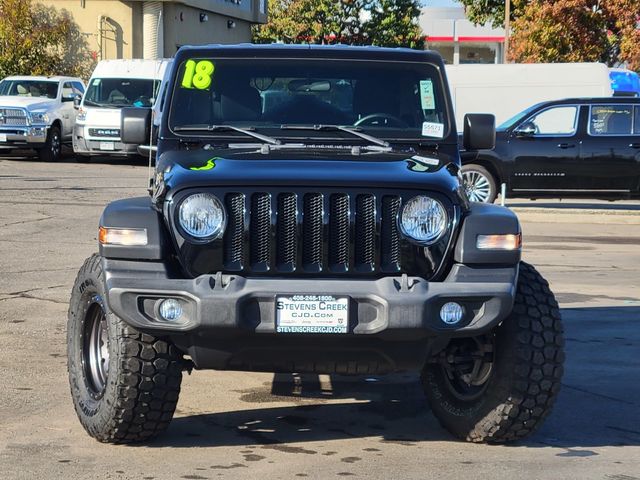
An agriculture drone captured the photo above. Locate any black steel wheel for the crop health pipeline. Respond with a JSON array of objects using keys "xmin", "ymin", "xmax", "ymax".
[
  {"xmin": 81, "ymin": 298, "xmax": 109, "ymax": 397},
  {"xmin": 438, "ymin": 335, "xmax": 495, "ymax": 402}
]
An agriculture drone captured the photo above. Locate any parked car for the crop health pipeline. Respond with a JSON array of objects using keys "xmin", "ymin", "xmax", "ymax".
[
  {"xmin": 66, "ymin": 44, "xmax": 564, "ymax": 445},
  {"xmin": 0, "ymin": 76, "xmax": 85, "ymax": 161},
  {"xmin": 73, "ymin": 59, "xmax": 172, "ymax": 159},
  {"xmin": 461, "ymin": 97, "xmax": 640, "ymax": 203}
]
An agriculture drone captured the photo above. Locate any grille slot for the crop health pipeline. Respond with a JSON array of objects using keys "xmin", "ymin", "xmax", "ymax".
[
  {"xmin": 223, "ymin": 193, "xmax": 245, "ymax": 270},
  {"xmin": 381, "ymin": 196, "xmax": 401, "ymax": 272},
  {"xmin": 276, "ymin": 193, "xmax": 297, "ymax": 271},
  {"xmin": 329, "ymin": 194, "xmax": 350, "ymax": 271},
  {"xmin": 354, "ymin": 194, "xmax": 376, "ymax": 271},
  {"xmin": 302, "ymin": 193, "xmax": 324, "ymax": 271},
  {"xmin": 250, "ymin": 193, "xmax": 271, "ymax": 271}
]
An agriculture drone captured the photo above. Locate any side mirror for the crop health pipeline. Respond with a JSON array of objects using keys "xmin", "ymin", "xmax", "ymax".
[
  {"xmin": 463, "ymin": 113, "xmax": 495, "ymax": 150},
  {"xmin": 73, "ymin": 94, "xmax": 82, "ymax": 109},
  {"xmin": 514, "ymin": 121, "xmax": 537, "ymax": 137},
  {"xmin": 62, "ymin": 93, "xmax": 76, "ymax": 103},
  {"xmin": 121, "ymin": 107, "xmax": 151, "ymax": 145}
]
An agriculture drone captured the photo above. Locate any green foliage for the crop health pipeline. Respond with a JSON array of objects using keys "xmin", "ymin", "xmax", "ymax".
[
  {"xmin": 457, "ymin": 0, "xmax": 640, "ymax": 70},
  {"xmin": 508, "ymin": 0, "xmax": 640, "ymax": 71},
  {"xmin": 0, "ymin": 0, "xmax": 95, "ymax": 79},
  {"xmin": 456, "ymin": 0, "xmax": 527, "ymax": 29},
  {"xmin": 252, "ymin": 0, "xmax": 424, "ymax": 49}
]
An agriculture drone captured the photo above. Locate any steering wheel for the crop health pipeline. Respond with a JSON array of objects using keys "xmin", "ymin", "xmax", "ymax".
[{"xmin": 354, "ymin": 113, "xmax": 408, "ymax": 128}]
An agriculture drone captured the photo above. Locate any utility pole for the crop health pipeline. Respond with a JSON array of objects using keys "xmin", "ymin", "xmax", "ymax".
[{"xmin": 503, "ymin": 0, "xmax": 510, "ymax": 63}]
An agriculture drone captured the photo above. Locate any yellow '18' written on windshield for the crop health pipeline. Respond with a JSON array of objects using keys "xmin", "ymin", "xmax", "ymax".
[{"xmin": 181, "ymin": 60, "xmax": 215, "ymax": 90}]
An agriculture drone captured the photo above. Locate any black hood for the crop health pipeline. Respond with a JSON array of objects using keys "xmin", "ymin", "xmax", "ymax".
[{"xmin": 156, "ymin": 146, "xmax": 463, "ymax": 203}]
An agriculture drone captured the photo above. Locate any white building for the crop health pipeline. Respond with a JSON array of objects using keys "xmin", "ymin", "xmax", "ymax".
[{"xmin": 420, "ymin": 7, "xmax": 505, "ymax": 64}]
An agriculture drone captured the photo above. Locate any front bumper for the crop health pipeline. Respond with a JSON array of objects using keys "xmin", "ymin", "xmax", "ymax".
[
  {"xmin": 73, "ymin": 125, "xmax": 139, "ymax": 156},
  {"xmin": 105, "ymin": 259, "xmax": 517, "ymax": 337},
  {"xmin": 104, "ymin": 259, "xmax": 517, "ymax": 372},
  {"xmin": 0, "ymin": 126, "xmax": 48, "ymax": 147}
]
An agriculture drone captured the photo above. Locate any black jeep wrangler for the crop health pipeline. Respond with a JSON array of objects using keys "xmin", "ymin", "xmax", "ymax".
[{"xmin": 67, "ymin": 44, "xmax": 564, "ymax": 444}]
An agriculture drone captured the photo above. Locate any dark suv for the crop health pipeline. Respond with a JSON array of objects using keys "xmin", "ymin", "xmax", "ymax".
[
  {"xmin": 67, "ymin": 44, "xmax": 564, "ymax": 444},
  {"xmin": 461, "ymin": 97, "xmax": 640, "ymax": 203}
]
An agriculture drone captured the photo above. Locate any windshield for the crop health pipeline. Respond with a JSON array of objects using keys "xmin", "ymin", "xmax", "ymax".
[
  {"xmin": 498, "ymin": 102, "xmax": 546, "ymax": 130},
  {"xmin": 168, "ymin": 58, "xmax": 449, "ymax": 140},
  {"xmin": 84, "ymin": 78, "xmax": 159, "ymax": 107},
  {"xmin": 0, "ymin": 80, "xmax": 58, "ymax": 99}
]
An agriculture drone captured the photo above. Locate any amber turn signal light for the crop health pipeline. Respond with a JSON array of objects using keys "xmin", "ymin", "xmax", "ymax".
[
  {"xmin": 476, "ymin": 233, "xmax": 522, "ymax": 250},
  {"xmin": 99, "ymin": 226, "xmax": 148, "ymax": 246}
]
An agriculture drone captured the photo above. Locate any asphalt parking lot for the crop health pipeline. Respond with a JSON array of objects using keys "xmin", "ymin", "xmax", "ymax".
[{"xmin": 0, "ymin": 154, "xmax": 639, "ymax": 480}]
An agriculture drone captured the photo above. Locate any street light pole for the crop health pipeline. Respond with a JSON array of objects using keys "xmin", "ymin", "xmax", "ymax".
[{"xmin": 503, "ymin": 0, "xmax": 511, "ymax": 63}]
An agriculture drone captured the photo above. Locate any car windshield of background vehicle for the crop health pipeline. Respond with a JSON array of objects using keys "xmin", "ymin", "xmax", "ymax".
[
  {"xmin": 84, "ymin": 78, "xmax": 159, "ymax": 108},
  {"xmin": 528, "ymin": 106, "xmax": 578, "ymax": 135},
  {"xmin": 168, "ymin": 58, "xmax": 449, "ymax": 140},
  {"xmin": 589, "ymin": 105, "xmax": 636, "ymax": 135},
  {"xmin": 498, "ymin": 102, "xmax": 544, "ymax": 130},
  {"xmin": 0, "ymin": 80, "xmax": 59, "ymax": 99}
]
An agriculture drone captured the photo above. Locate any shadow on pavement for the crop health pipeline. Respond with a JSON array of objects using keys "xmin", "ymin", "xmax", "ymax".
[
  {"xmin": 143, "ymin": 305, "xmax": 640, "ymax": 450},
  {"xmin": 0, "ymin": 149, "xmax": 147, "ymax": 167}
]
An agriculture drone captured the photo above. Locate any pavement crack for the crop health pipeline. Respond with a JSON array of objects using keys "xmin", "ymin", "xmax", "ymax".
[
  {"xmin": 1, "ymin": 267, "xmax": 76, "ymax": 274},
  {"xmin": 0, "ymin": 215, "xmax": 53, "ymax": 228},
  {"xmin": 4, "ymin": 284, "xmax": 65, "ymax": 296},
  {"xmin": 0, "ymin": 293, "xmax": 66, "ymax": 305},
  {"xmin": 561, "ymin": 383, "xmax": 637, "ymax": 406}
]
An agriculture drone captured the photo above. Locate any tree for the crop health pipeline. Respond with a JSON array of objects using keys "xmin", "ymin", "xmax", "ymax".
[
  {"xmin": 366, "ymin": 0, "xmax": 425, "ymax": 49},
  {"xmin": 509, "ymin": 0, "xmax": 610, "ymax": 64},
  {"xmin": 508, "ymin": 0, "xmax": 640, "ymax": 70},
  {"xmin": 252, "ymin": 0, "xmax": 424, "ymax": 49},
  {"xmin": 456, "ymin": 0, "xmax": 528, "ymax": 29},
  {"xmin": 0, "ymin": 0, "xmax": 94, "ymax": 79}
]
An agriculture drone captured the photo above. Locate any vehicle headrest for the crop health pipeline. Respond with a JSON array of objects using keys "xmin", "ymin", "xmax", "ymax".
[
  {"xmin": 219, "ymin": 82, "xmax": 261, "ymax": 121},
  {"xmin": 352, "ymin": 80, "xmax": 397, "ymax": 116}
]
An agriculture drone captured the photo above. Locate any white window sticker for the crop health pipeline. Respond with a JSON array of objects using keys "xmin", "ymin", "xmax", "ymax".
[
  {"xmin": 419, "ymin": 80, "xmax": 436, "ymax": 110},
  {"xmin": 411, "ymin": 155, "xmax": 439, "ymax": 166},
  {"xmin": 422, "ymin": 121, "xmax": 444, "ymax": 138}
]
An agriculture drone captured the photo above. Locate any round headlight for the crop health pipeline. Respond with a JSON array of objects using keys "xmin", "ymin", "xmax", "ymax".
[
  {"xmin": 178, "ymin": 193, "xmax": 225, "ymax": 240},
  {"xmin": 400, "ymin": 195, "xmax": 448, "ymax": 244}
]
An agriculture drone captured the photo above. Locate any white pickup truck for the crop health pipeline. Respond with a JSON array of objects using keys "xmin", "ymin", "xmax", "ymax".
[{"xmin": 0, "ymin": 76, "xmax": 85, "ymax": 161}]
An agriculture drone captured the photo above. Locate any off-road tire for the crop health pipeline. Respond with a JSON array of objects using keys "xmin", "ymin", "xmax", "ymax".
[
  {"xmin": 67, "ymin": 254, "xmax": 183, "ymax": 443},
  {"xmin": 422, "ymin": 262, "xmax": 564, "ymax": 443},
  {"xmin": 37, "ymin": 125, "xmax": 62, "ymax": 162},
  {"xmin": 461, "ymin": 164, "xmax": 497, "ymax": 203}
]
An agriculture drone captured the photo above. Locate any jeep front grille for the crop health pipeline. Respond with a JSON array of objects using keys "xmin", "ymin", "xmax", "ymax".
[
  {"xmin": 219, "ymin": 191, "xmax": 401, "ymax": 274},
  {"xmin": 0, "ymin": 108, "xmax": 29, "ymax": 126},
  {"xmin": 171, "ymin": 188, "xmax": 455, "ymax": 279}
]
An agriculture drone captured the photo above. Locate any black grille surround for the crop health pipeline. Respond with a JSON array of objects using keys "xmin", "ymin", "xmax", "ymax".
[{"xmin": 167, "ymin": 187, "xmax": 459, "ymax": 279}]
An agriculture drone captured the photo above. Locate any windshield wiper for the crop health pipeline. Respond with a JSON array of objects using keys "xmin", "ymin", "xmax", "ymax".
[
  {"xmin": 174, "ymin": 124, "xmax": 280, "ymax": 145},
  {"xmin": 281, "ymin": 124, "xmax": 390, "ymax": 148}
]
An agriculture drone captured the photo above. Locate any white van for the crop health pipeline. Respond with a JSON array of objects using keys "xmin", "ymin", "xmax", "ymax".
[
  {"xmin": 73, "ymin": 59, "xmax": 172, "ymax": 158},
  {"xmin": 445, "ymin": 63, "xmax": 613, "ymax": 130}
]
